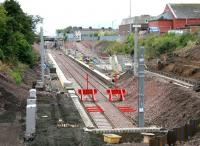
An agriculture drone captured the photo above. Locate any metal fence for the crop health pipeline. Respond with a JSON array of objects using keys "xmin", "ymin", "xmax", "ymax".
[
  {"xmin": 99, "ymin": 36, "xmax": 124, "ymax": 41},
  {"xmin": 68, "ymin": 35, "xmax": 125, "ymax": 42},
  {"xmin": 149, "ymin": 118, "xmax": 200, "ymax": 146}
]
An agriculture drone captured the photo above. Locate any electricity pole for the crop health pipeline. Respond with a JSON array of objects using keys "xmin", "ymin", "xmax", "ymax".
[
  {"xmin": 40, "ymin": 27, "xmax": 45, "ymax": 84},
  {"xmin": 138, "ymin": 46, "xmax": 145, "ymax": 127},
  {"xmin": 132, "ymin": 24, "xmax": 141, "ymax": 76},
  {"xmin": 134, "ymin": 26, "xmax": 138, "ymax": 76}
]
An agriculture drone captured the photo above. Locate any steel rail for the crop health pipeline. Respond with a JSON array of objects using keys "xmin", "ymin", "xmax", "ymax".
[
  {"xmin": 51, "ymin": 51, "xmax": 114, "ymax": 129},
  {"xmin": 51, "ymin": 50, "xmax": 134, "ymax": 128}
]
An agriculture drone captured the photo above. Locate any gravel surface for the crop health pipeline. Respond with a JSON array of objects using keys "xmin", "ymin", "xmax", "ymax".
[
  {"xmin": 50, "ymin": 50, "xmax": 135, "ymax": 128},
  {"xmin": 116, "ymin": 71, "xmax": 200, "ymax": 129}
]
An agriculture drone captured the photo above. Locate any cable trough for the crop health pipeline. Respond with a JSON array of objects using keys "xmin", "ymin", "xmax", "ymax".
[{"xmin": 145, "ymin": 69, "xmax": 195, "ymax": 89}]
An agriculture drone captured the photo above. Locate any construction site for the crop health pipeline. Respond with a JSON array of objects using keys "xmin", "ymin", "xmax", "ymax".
[
  {"xmin": 0, "ymin": 1, "xmax": 200, "ymax": 145},
  {"xmin": 1, "ymin": 37, "xmax": 200, "ymax": 146}
]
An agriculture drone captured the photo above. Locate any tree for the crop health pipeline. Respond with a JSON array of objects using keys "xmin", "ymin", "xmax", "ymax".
[
  {"xmin": 0, "ymin": 5, "xmax": 7, "ymax": 59},
  {"xmin": 31, "ymin": 15, "xmax": 43, "ymax": 31},
  {"xmin": 3, "ymin": 0, "xmax": 38, "ymax": 44},
  {"xmin": 0, "ymin": 0, "xmax": 41, "ymax": 66},
  {"xmin": 0, "ymin": 5, "xmax": 7, "ymax": 38}
]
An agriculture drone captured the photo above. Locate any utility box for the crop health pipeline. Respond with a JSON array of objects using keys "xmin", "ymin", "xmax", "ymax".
[
  {"xmin": 103, "ymin": 134, "xmax": 122, "ymax": 144},
  {"xmin": 25, "ymin": 104, "xmax": 36, "ymax": 139},
  {"xmin": 29, "ymin": 89, "xmax": 36, "ymax": 98}
]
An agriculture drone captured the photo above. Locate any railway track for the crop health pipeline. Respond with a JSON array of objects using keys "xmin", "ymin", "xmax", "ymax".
[{"xmin": 50, "ymin": 50, "xmax": 134, "ymax": 129}]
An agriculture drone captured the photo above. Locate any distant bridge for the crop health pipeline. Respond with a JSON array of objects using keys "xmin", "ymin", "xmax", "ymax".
[{"xmin": 44, "ymin": 36, "xmax": 56, "ymax": 41}]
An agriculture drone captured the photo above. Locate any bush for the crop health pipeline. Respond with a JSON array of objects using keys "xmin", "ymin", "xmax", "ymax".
[
  {"xmin": 143, "ymin": 32, "xmax": 198, "ymax": 59},
  {"xmin": 10, "ymin": 69, "xmax": 22, "ymax": 85},
  {"xmin": 9, "ymin": 62, "xmax": 27, "ymax": 85},
  {"xmin": 4, "ymin": 32, "xmax": 37, "ymax": 67},
  {"xmin": 0, "ymin": 0, "xmax": 40, "ymax": 67},
  {"xmin": 0, "ymin": 49, "xmax": 4, "ymax": 60},
  {"xmin": 96, "ymin": 32, "xmax": 198, "ymax": 58},
  {"xmin": 179, "ymin": 33, "xmax": 198, "ymax": 47}
]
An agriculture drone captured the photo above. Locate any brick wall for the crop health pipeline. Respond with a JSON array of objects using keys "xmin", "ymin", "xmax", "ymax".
[{"xmin": 149, "ymin": 20, "xmax": 173, "ymax": 33}]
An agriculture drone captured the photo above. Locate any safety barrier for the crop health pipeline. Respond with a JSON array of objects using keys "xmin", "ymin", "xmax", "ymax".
[
  {"xmin": 77, "ymin": 89, "xmax": 97, "ymax": 102},
  {"xmin": 85, "ymin": 106, "xmax": 104, "ymax": 112},
  {"xmin": 117, "ymin": 106, "xmax": 136, "ymax": 112},
  {"xmin": 106, "ymin": 89, "xmax": 126, "ymax": 101}
]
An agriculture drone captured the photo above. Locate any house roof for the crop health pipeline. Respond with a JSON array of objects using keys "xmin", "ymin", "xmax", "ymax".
[
  {"xmin": 152, "ymin": 11, "xmax": 174, "ymax": 21},
  {"xmin": 169, "ymin": 3, "xmax": 200, "ymax": 19}
]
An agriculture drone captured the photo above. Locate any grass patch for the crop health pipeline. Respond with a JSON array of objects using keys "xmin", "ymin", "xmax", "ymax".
[
  {"xmin": 9, "ymin": 62, "xmax": 28, "ymax": 85},
  {"xmin": 10, "ymin": 69, "xmax": 22, "ymax": 84},
  {"xmin": 142, "ymin": 32, "xmax": 199, "ymax": 59},
  {"xmin": 0, "ymin": 61, "xmax": 10, "ymax": 72}
]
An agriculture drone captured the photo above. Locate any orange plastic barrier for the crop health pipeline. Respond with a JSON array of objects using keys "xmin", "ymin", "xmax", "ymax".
[
  {"xmin": 78, "ymin": 89, "xmax": 97, "ymax": 102},
  {"xmin": 106, "ymin": 89, "xmax": 126, "ymax": 101}
]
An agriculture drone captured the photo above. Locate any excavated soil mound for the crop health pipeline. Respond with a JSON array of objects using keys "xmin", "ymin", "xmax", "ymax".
[
  {"xmin": 116, "ymin": 72, "xmax": 200, "ymax": 129},
  {"xmin": 147, "ymin": 45, "xmax": 200, "ymax": 80},
  {"xmin": 0, "ymin": 63, "xmax": 40, "ymax": 145}
]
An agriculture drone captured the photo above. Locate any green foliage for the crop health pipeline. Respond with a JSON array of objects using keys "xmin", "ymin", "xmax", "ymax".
[
  {"xmin": 10, "ymin": 69, "xmax": 22, "ymax": 84},
  {"xmin": 3, "ymin": 0, "xmax": 36, "ymax": 44},
  {"xmin": 97, "ymin": 40, "xmax": 130, "ymax": 55},
  {"xmin": 9, "ymin": 62, "xmax": 28, "ymax": 84},
  {"xmin": 124, "ymin": 33, "xmax": 134, "ymax": 54},
  {"xmin": 0, "ymin": 49, "xmax": 4, "ymax": 60},
  {"xmin": 0, "ymin": 48, "xmax": 4, "ymax": 60},
  {"xmin": 56, "ymin": 26, "xmax": 73, "ymax": 35},
  {"xmin": 0, "ymin": 0, "xmax": 41, "ymax": 67},
  {"xmin": 97, "ymin": 32, "xmax": 198, "ymax": 58},
  {"xmin": 31, "ymin": 15, "xmax": 43, "ymax": 31},
  {"xmin": 143, "ymin": 33, "xmax": 198, "ymax": 59},
  {"xmin": 12, "ymin": 32, "xmax": 34, "ymax": 64},
  {"xmin": 94, "ymin": 32, "xmax": 99, "ymax": 37},
  {"xmin": 178, "ymin": 33, "xmax": 198, "ymax": 47},
  {"xmin": 0, "ymin": 5, "xmax": 7, "ymax": 39},
  {"xmin": 96, "ymin": 34, "xmax": 135, "ymax": 55}
]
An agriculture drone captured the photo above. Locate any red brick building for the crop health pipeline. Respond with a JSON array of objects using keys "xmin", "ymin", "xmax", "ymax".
[{"xmin": 149, "ymin": 3, "xmax": 200, "ymax": 33}]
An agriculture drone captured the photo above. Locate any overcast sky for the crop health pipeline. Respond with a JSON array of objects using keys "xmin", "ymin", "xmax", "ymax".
[{"xmin": 1, "ymin": 0, "xmax": 199, "ymax": 35}]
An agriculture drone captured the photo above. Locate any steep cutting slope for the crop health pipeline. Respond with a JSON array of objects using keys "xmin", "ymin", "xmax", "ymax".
[{"xmin": 147, "ymin": 44, "xmax": 200, "ymax": 80}]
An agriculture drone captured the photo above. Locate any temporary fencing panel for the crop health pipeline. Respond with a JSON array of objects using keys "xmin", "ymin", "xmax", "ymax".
[{"xmin": 149, "ymin": 118, "xmax": 200, "ymax": 146}]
